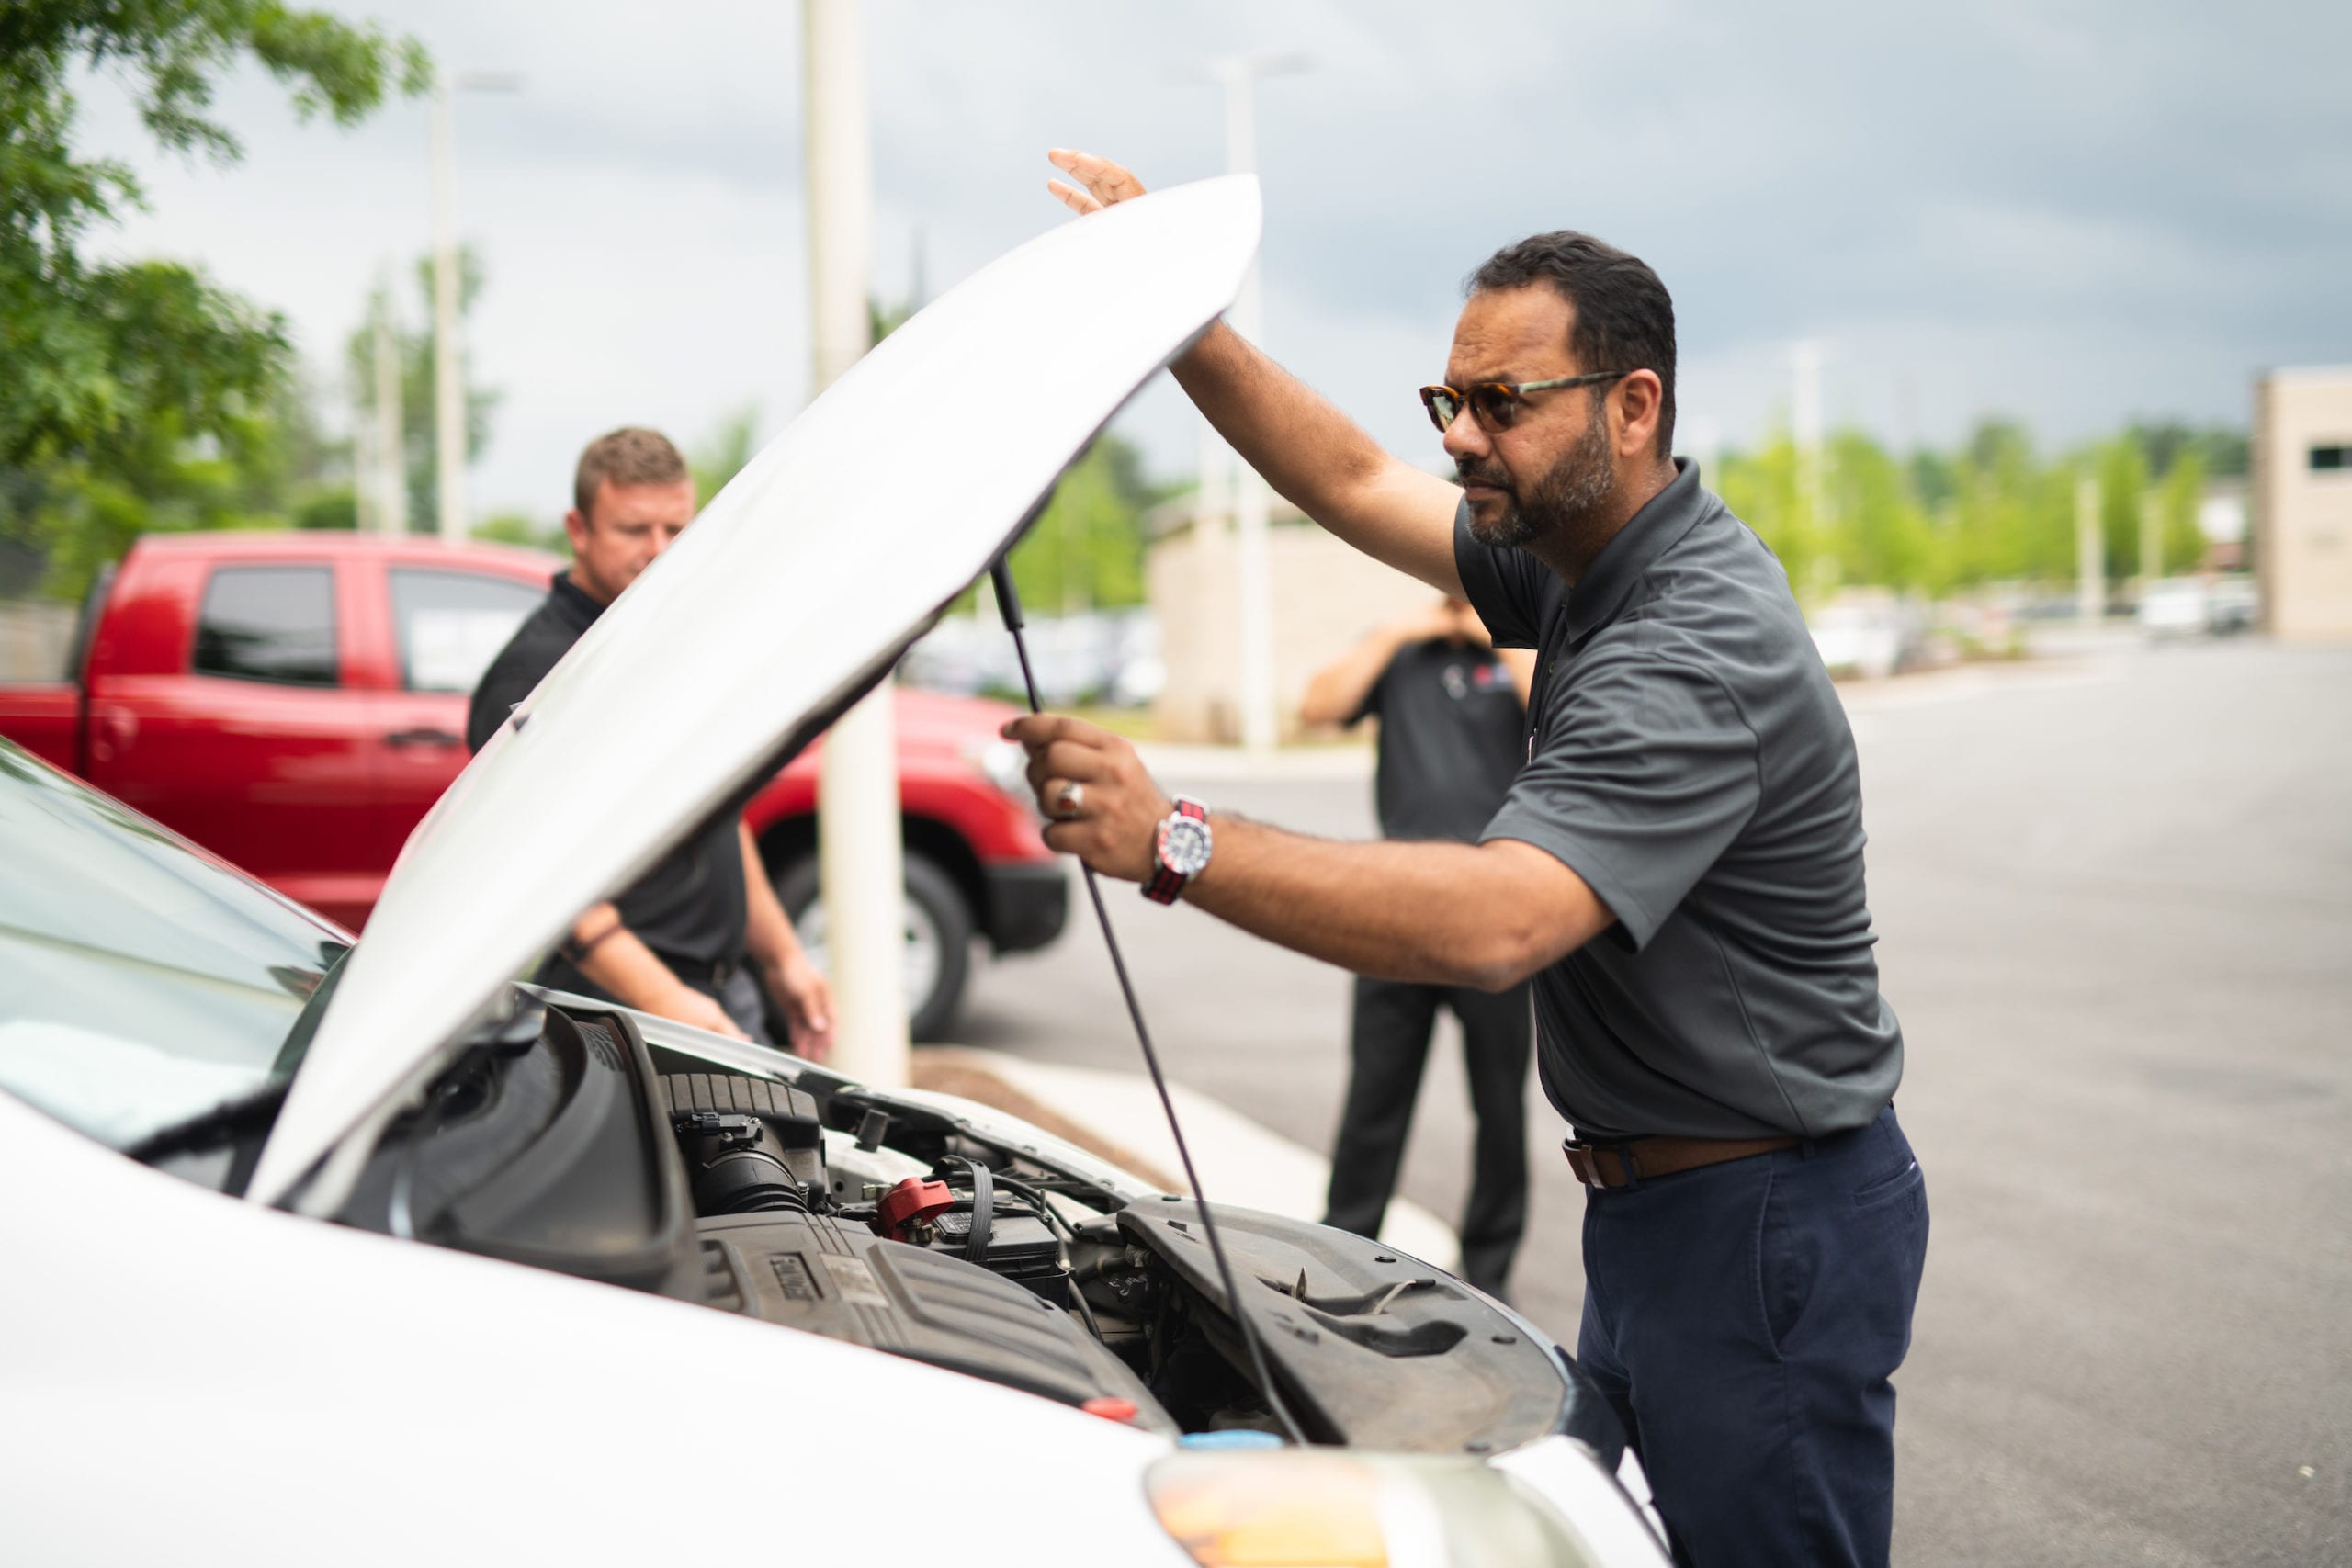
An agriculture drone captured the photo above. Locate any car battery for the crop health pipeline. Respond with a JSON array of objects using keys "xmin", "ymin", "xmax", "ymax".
[{"xmin": 928, "ymin": 1205, "xmax": 1067, "ymax": 1300}]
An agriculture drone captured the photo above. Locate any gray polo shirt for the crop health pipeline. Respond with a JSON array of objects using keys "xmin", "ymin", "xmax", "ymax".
[{"xmin": 1455, "ymin": 459, "xmax": 1902, "ymax": 1142}]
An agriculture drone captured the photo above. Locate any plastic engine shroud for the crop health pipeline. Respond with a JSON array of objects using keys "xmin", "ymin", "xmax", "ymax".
[{"xmin": 696, "ymin": 1208, "xmax": 1177, "ymax": 1435}]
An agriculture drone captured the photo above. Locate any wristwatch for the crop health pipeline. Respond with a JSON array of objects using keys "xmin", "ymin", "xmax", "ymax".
[{"xmin": 1143, "ymin": 796, "xmax": 1212, "ymax": 905}]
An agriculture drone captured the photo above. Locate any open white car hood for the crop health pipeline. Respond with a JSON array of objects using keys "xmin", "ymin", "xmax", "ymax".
[{"xmin": 247, "ymin": 178, "xmax": 1261, "ymax": 1212}]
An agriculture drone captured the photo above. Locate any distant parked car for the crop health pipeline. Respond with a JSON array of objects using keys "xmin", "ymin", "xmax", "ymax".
[
  {"xmin": 2137, "ymin": 578, "xmax": 2210, "ymax": 639},
  {"xmin": 2138, "ymin": 574, "xmax": 2258, "ymax": 640},
  {"xmin": 2206, "ymin": 575, "xmax": 2258, "ymax": 635},
  {"xmin": 1807, "ymin": 593, "xmax": 1926, "ymax": 681}
]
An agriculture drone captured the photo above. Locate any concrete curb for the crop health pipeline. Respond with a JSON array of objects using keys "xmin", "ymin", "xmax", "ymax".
[{"xmin": 914, "ymin": 1045, "xmax": 1462, "ymax": 1274}]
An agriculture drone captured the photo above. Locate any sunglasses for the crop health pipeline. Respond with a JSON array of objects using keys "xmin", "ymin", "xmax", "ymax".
[{"xmin": 1419, "ymin": 370, "xmax": 1629, "ymax": 434}]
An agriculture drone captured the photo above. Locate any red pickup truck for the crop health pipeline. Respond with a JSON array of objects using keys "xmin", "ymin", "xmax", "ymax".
[{"xmin": 0, "ymin": 531, "xmax": 1063, "ymax": 1038}]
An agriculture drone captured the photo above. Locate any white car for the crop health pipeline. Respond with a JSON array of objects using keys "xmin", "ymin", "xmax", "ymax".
[
  {"xmin": 2137, "ymin": 577, "xmax": 2211, "ymax": 638},
  {"xmin": 2139, "ymin": 574, "xmax": 2259, "ymax": 638},
  {"xmin": 0, "ymin": 179, "xmax": 1668, "ymax": 1567},
  {"xmin": 1807, "ymin": 596, "xmax": 1919, "ymax": 681}
]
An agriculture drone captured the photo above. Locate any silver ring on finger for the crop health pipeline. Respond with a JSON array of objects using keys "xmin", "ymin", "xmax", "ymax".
[{"xmin": 1055, "ymin": 780, "xmax": 1086, "ymax": 819}]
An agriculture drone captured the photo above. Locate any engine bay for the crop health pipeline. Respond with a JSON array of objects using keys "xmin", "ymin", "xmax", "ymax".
[{"xmin": 335, "ymin": 993, "xmax": 1593, "ymax": 1458}]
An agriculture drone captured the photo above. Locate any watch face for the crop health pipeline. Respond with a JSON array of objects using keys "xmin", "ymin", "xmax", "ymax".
[{"xmin": 1159, "ymin": 814, "xmax": 1213, "ymax": 877}]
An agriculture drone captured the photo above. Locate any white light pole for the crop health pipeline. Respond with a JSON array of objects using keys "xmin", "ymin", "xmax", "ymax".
[
  {"xmin": 1792, "ymin": 339, "xmax": 1825, "ymax": 531},
  {"xmin": 1199, "ymin": 53, "xmax": 1305, "ymax": 751},
  {"xmin": 1685, "ymin": 414, "xmax": 1721, "ymax": 492},
  {"xmin": 807, "ymin": 0, "xmax": 910, "ymax": 1088},
  {"xmin": 2075, "ymin": 472, "xmax": 2104, "ymax": 628},
  {"xmin": 371, "ymin": 274, "xmax": 403, "ymax": 534},
  {"xmin": 430, "ymin": 70, "xmax": 519, "ymax": 544}
]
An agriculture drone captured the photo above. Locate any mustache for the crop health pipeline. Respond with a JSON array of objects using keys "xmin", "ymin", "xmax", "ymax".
[{"xmin": 1455, "ymin": 460, "xmax": 1513, "ymax": 491}]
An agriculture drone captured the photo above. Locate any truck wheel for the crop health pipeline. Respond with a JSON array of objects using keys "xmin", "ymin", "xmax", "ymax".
[{"xmin": 769, "ymin": 852, "xmax": 975, "ymax": 1043}]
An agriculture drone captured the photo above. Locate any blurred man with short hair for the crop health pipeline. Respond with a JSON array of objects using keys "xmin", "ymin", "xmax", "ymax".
[{"xmin": 468, "ymin": 426, "xmax": 834, "ymax": 1056}]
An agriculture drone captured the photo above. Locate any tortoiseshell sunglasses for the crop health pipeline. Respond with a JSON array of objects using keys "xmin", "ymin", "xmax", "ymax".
[{"xmin": 1419, "ymin": 370, "xmax": 1629, "ymax": 434}]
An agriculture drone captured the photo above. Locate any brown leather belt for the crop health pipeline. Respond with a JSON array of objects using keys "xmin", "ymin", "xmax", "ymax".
[{"xmin": 1565, "ymin": 1134, "xmax": 1800, "ymax": 1190}]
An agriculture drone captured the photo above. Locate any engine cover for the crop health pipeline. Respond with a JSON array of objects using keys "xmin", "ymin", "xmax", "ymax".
[{"xmin": 697, "ymin": 1210, "xmax": 1176, "ymax": 1436}]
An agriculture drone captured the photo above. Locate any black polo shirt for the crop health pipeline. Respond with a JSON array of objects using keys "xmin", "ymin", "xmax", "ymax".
[
  {"xmin": 1455, "ymin": 460, "xmax": 1902, "ymax": 1142},
  {"xmin": 1351, "ymin": 639, "xmax": 1523, "ymax": 844},
  {"xmin": 467, "ymin": 571, "xmax": 748, "ymax": 970}
]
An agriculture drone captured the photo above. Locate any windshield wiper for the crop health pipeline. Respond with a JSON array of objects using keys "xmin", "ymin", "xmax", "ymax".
[{"xmin": 122, "ymin": 1077, "xmax": 293, "ymax": 1165}]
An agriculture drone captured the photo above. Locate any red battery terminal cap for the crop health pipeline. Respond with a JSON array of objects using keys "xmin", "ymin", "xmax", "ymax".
[{"xmin": 874, "ymin": 1177, "xmax": 955, "ymax": 1241}]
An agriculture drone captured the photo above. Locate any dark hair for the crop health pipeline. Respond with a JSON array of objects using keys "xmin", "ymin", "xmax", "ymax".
[
  {"xmin": 574, "ymin": 426, "xmax": 688, "ymax": 517},
  {"xmin": 1466, "ymin": 231, "xmax": 1677, "ymax": 458}
]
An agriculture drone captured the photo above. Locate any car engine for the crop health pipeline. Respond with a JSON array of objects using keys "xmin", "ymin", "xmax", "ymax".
[
  {"xmin": 659, "ymin": 1070, "xmax": 1177, "ymax": 1434},
  {"xmin": 337, "ymin": 998, "xmax": 1600, "ymax": 1458}
]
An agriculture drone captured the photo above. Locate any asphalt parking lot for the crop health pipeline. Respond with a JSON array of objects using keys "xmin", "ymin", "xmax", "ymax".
[{"xmin": 958, "ymin": 637, "xmax": 2351, "ymax": 1566}]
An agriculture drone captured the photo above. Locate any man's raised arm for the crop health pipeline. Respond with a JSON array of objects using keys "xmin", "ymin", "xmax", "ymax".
[{"xmin": 1047, "ymin": 149, "xmax": 1465, "ymax": 597}]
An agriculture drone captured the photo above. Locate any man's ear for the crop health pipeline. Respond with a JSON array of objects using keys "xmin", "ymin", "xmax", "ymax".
[
  {"xmin": 1613, "ymin": 370, "xmax": 1665, "ymax": 460},
  {"xmin": 562, "ymin": 507, "xmax": 590, "ymax": 551}
]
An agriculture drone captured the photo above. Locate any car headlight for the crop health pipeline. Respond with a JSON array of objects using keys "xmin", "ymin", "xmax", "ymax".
[{"xmin": 1145, "ymin": 1449, "xmax": 1657, "ymax": 1567}]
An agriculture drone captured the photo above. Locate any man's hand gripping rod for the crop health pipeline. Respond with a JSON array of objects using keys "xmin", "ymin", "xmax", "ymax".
[{"xmin": 988, "ymin": 555, "xmax": 1309, "ymax": 1447}]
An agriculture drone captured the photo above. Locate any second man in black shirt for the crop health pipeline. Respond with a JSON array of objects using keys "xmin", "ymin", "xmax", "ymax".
[
  {"xmin": 1299, "ymin": 596, "xmax": 1533, "ymax": 1298},
  {"xmin": 468, "ymin": 427, "xmax": 835, "ymax": 1057}
]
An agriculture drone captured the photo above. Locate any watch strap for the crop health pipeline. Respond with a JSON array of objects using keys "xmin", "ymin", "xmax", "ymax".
[{"xmin": 1143, "ymin": 797, "xmax": 1208, "ymax": 905}]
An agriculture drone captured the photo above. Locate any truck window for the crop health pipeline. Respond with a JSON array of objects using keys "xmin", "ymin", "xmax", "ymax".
[
  {"xmin": 389, "ymin": 570, "xmax": 544, "ymax": 693},
  {"xmin": 192, "ymin": 567, "xmax": 339, "ymax": 686}
]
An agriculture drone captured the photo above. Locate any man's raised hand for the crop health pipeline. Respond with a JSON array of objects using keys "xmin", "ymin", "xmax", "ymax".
[{"xmin": 1046, "ymin": 148, "xmax": 1149, "ymax": 217}]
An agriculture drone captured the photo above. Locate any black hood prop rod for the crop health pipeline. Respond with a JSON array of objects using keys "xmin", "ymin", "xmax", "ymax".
[{"xmin": 989, "ymin": 555, "xmax": 1310, "ymax": 1448}]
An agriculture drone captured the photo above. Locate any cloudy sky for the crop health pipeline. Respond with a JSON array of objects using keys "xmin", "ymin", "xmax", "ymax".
[{"xmin": 78, "ymin": 0, "xmax": 2352, "ymax": 523}]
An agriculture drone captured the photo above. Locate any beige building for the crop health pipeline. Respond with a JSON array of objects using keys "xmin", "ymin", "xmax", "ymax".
[
  {"xmin": 2253, "ymin": 367, "xmax": 2352, "ymax": 641},
  {"xmin": 1148, "ymin": 495, "xmax": 1442, "ymax": 743}
]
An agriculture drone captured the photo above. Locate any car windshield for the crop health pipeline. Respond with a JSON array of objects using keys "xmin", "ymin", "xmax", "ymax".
[{"xmin": 0, "ymin": 741, "xmax": 349, "ymax": 1148}]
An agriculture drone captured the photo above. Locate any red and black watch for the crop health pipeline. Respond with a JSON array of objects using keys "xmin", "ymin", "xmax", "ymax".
[{"xmin": 1143, "ymin": 796, "xmax": 1212, "ymax": 905}]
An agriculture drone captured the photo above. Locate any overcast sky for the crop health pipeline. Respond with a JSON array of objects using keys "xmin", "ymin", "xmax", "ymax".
[{"xmin": 77, "ymin": 0, "xmax": 2352, "ymax": 523}]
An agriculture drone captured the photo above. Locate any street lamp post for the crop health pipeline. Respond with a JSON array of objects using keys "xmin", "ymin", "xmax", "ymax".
[
  {"xmin": 806, "ymin": 0, "xmax": 910, "ymax": 1089},
  {"xmin": 2076, "ymin": 473, "xmax": 2104, "ymax": 629},
  {"xmin": 372, "ymin": 276, "xmax": 403, "ymax": 534},
  {"xmin": 1196, "ymin": 53, "xmax": 1305, "ymax": 752},
  {"xmin": 430, "ymin": 70, "xmax": 519, "ymax": 544}
]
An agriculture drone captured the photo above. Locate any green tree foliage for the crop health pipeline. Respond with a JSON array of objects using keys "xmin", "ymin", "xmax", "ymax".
[
  {"xmin": 1715, "ymin": 436, "xmax": 1811, "ymax": 590},
  {"xmin": 1826, "ymin": 431, "xmax": 1932, "ymax": 592},
  {"xmin": 2127, "ymin": 420, "xmax": 2248, "ymax": 480},
  {"xmin": 2096, "ymin": 437, "xmax": 2151, "ymax": 581},
  {"xmin": 0, "ymin": 2, "xmax": 426, "ymax": 593},
  {"xmin": 17, "ymin": 367, "xmax": 349, "ymax": 597},
  {"xmin": 475, "ymin": 512, "xmax": 567, "ymax": 556},
  {"xmin": 2156, "ymin": 451, "xmax": 2209, "ymax": 573},
  {"xmin": 1, "ymin": 3, "xmax": 428, "ymax": 468},
  {"xmin": 1715, "ymin": 414, "xmax": 2227, "ymax": 604}
]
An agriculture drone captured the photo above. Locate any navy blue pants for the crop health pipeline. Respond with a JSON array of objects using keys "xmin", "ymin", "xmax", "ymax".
[{"xmin": 1575, "ymin": 1107, "xmax": 1928, "ymax": 1568}]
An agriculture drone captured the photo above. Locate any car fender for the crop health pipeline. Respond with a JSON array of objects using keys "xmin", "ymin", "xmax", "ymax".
[{"xmin": 0, "ymin": 1092, "xmax": 1184, "ymax": 1566}]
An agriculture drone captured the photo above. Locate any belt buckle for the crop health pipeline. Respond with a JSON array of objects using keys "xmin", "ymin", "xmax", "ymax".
[
  {"xmin": 1561, "ymin": 1142, "xmax": 1636, "ymax": 1189},
  {"xmin": 1564, "ymin": 1139, "xmax": 1639, "ymax": 1190}
]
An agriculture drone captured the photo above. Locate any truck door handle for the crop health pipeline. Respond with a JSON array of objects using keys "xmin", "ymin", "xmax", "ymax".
[
  {"xmin": 383, "ymin": 726, "xmax": 463, "ymax": 749},
  {"xmin": 91, "ymin": 705, "xmax": 137, "ymax": 762}
]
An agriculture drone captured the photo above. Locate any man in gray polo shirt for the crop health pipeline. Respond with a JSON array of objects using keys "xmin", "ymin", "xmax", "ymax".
[{"xmin": 1006, "ymin": 151, "xmax": 1928, "ymax": 1568}]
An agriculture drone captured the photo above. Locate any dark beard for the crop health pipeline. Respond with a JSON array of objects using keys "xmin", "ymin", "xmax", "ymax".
[{"xmin": 1459, "ymin": 408, "xmax": 1617, "ymax": 552}]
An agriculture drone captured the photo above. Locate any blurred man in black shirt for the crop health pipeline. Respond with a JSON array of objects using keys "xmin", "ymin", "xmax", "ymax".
[
  {"xmin": 468, "ymin": 427, "xmax": 834, "ymax": 1056},
  {"xmin": 1300, "ymin": 596, "xmax": 1532, "ymax": 1296}
]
